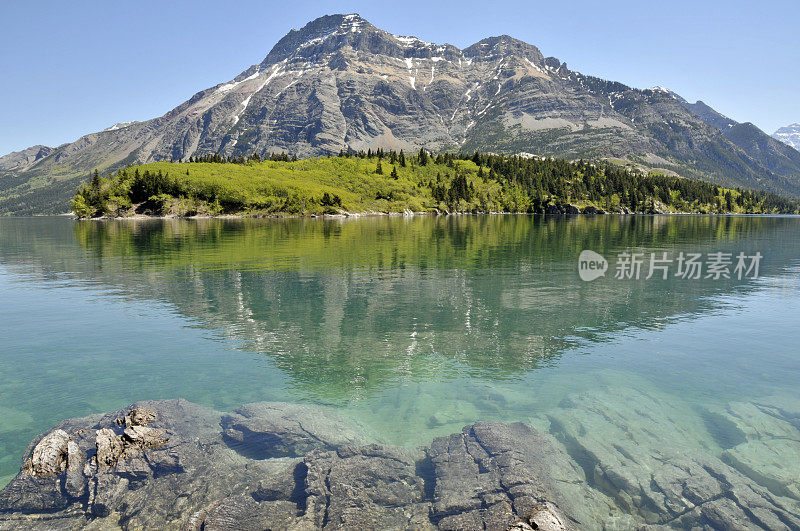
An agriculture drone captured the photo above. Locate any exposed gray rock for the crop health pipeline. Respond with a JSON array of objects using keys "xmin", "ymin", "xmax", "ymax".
[
  {"xmin": 303, "ymin": 444, "xmax": 433, "ymax": 529},
  {"xmin": 0, "ymin": 400, "xmax": 578, "ymax": 530},
  {"xmin": 94, "ymin": 428, "xmax": 124, "ymax": 468},
  {"xmin": 0, "ymin": 145, "xmax": 53, "ymax": 172},
  {"xmin": 0, "ymin": 400, "xmax": 297, "ymax": 528},
  {"xmin": 117, "ymin": 406, "xmax": 157, "ymax": 428},
  {"xmin": 20, "ymin": 430, "xmax": 70, "ymax": 479},
  {"xmin": 428, "ymin": 422, "xmax": 575, "ymax": 530},
  {"xmin": 221, "ymin": 402, "xmax": 374, "ymax": 458},
  {"xmin": 94, "ymin": 407, "xmax": 168, "ymax": 470},
  {"xmin": 564, "ymin": 204, "xmax": 580, "ymax": 215},
  {"xmin": 581, "ymin": 205, "xmax": 604, "ymax": 214}
]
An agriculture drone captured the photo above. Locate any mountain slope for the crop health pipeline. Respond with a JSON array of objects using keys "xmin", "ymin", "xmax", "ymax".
[
  {"xmin": 680, "ymin": 101, "xmax": 800, "ymax": 183},
  {"xmin": 774, "ymin": 123, "xmax": 800, "ymax": 151},
  {"xmin": 2, "ymin": 13, "xmax": 799, "ymax": 214}
]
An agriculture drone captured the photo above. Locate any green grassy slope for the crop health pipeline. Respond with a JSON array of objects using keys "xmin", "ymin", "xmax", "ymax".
[{"xmin": 71, "ymin": 152, "xmax": 799, "ymax": 218}]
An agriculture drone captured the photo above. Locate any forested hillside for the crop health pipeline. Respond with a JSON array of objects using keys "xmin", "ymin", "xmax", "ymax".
[{"xmin": 72, "ymin": 150, "xmax": 799, "ymax": 218}]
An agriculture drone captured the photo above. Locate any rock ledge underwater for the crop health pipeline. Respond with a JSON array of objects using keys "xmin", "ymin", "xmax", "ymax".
[{"xmin": 1, "ymin": 394, "xmax": 800, "ymax": 530}]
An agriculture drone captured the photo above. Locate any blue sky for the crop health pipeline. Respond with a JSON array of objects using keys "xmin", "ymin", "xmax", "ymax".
[{"xmin": 1, "ymin": 0, "xmax": 797, "ymax": 155}]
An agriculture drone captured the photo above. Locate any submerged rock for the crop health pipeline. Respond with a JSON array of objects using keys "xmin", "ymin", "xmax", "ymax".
[
  {"xmin": 303, "ymin": 444, "xmax": 432, "ymax": 529},
  {"xmin": 708, "ymin": 396, "xmax": 800, "ymax": 502},
  {"xmin": 0, "ymin": 400, "xmax": 576, "ymax": 530},
  {"xmin": 221, "ymin": 402, "xmax": 372, "ymax": 458},
  {"xmin": 3, "ymin": 394, "xmax": 800, "ymax": 529},
  {"xmin": 545, "ymin": 386, "xmax": 800, "ymax": 529},
  {"xmin": 428, "ymin": 422, "xmax": 577, "ymax": 530}
]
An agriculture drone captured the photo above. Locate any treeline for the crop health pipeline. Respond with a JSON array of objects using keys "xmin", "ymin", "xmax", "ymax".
[
  {"xmin": 71, "ymin": 149, "xmax": 799, "ymax": 218},
  {"xmin": 179, "ymin": 152, "xmax": 299, "ymax": 164}
]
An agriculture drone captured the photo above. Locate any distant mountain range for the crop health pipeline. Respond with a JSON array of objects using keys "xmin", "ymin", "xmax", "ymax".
[
  {"xmin": 773, "ymin": 124, "xmax": 800, "ymax": 151},
  {"xmin": 1, "ymin": 13, "xmax": 799, "ymax": 214}
]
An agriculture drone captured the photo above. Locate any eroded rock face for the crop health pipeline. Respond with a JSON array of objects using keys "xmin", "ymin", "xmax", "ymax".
[
  {"xmin": 94, "ymin": 408, "xmax": 169, "ymax": 470},
  {"xmin": 429, "ymin": 422, "xmax": 576, "ymax": 530},
  {"xmin": 118, "ymin": 406, "xmax": 158, "ymax": 429},
  {"xmin": 21, "ymin": 430, "xmax": 70, "ymax": 478},
  {"xmin": 303, "ymin": 444, "xmax": 433, "ymax": 529},
  {"xmin": 0, "ymin": 400, "xmax": 239, "ymax": 527}
]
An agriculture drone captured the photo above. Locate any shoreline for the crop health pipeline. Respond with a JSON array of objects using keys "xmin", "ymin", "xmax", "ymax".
[{"xmin": 73, "ymin": 208, "xmax": 794, "ymax": 221}]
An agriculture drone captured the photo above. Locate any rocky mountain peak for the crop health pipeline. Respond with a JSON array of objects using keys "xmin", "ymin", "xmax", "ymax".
[
  {"xmin": 464, "ymin": 35, "xmax": 545, "ymax": 64},
  {"xmin": 0, "ymin": 145, "xmax": 54, "ymax": 172},
  {"xmin": 260, "ymin": 14, "xmax": 464, "ymax": 67},
  {"xmin": 260, "ymin": 14, "xmax": 371, "ymax": 64},
  {"xmin": 773, "ymin": 123, "xmax": 800, "ymax": 151}
]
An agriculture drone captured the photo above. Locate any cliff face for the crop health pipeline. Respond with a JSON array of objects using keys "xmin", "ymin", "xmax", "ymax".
[{"xmin": 2, "ymin": 13, "xmax": 799, "ymax": 214}]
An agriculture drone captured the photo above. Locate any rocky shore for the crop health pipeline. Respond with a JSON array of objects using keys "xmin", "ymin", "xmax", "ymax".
[
  {"xmin": 0, "ymin": 400, "xmax": 573, "ymax": 530},
  {"xmin": 1, "ymin": 390, "xmax": 799, "ymax": 530},
  {"xmin": 83, "ymin": 204, "xmax": 684, "ymax": 221}
]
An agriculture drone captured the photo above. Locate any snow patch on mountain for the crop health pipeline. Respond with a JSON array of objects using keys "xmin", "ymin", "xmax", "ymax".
[
  {"xmin": 103, "ymin": 121, "xmax": 137, "ymax": 132},
  {"xmin": 232, "ymin": 61, "xmax": 287, "ymax": 124},
  {"xmin": 393, "ymin": 34, "xmax": 433, "ymax": 47},
  {"xmin": 773, "ymin": 123, "xmax": 800, "ymax": 151}
]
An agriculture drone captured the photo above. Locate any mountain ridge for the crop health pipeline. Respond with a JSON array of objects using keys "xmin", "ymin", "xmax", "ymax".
[
  {"xmin": 773, "ymin": 123, "xmax": 800, "ymax": 151},
  {"xmin": 2, "ymin": 13, "xmax": 799, "ymax": 214}
]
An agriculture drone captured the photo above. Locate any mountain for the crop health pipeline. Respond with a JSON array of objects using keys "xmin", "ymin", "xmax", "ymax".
[
  {"xmin": 682, "ymin": 100, "xmax": 737, "ymax": 131},
  {"xmin": 2, "ymin": 13, "xmax": 799, "ymax": 214},
  {"xmin": 678, "ymin": 101, "xmax": 800, "ymax": 181},
  {"xmin": 773, "ymin": 123, "xmax": 800, "ymax": 151}
]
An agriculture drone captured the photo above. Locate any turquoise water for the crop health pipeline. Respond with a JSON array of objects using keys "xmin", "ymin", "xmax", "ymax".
[{"xmin": 1, "ymin": 215, "xmax": 799, "ymax": 520}]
